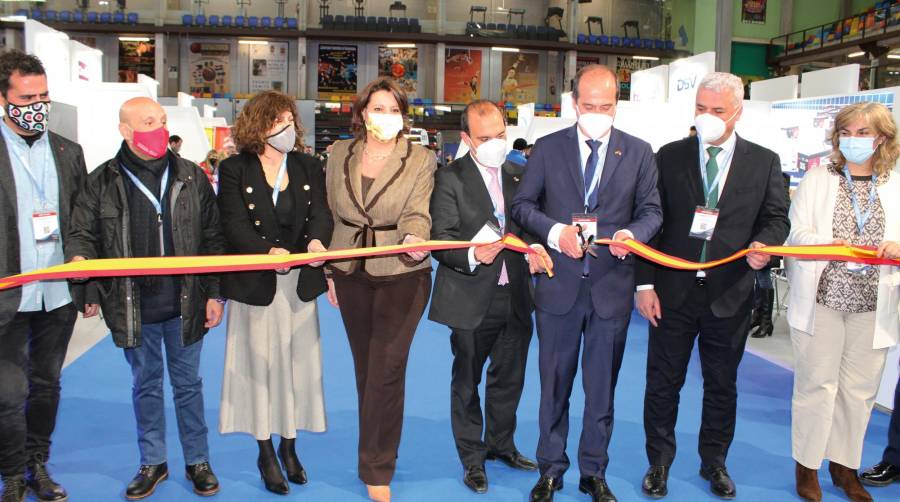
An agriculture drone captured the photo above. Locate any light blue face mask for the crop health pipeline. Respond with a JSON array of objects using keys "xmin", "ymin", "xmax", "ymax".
[{"xmin": 838, "ymin": 136, "xmax": 878, "ymax": 164}]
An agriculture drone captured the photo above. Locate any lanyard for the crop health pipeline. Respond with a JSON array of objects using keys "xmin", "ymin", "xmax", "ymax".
[
  {"xmin": 696, "ymin": 137, "xmax": 736, "ymax": 206},
  {"xmin": 842, "ymin": 167, "xmax": 878, "ymax": 235},
  {"xmin": 476, "ymin": 161, "xmax": 506, "ymax": 230},
  {"xmin": 271, "ymin": 154, "xmax": 288, "ymax": 206},
  {"xmin": 120, "ymin": 164, "xmax": 169, "ymax": 255}
]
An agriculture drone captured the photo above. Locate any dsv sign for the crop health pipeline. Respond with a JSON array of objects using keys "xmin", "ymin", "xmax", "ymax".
[{"xmin": 676, "ymin": 76, "xmax": 698, "ymax": 91}]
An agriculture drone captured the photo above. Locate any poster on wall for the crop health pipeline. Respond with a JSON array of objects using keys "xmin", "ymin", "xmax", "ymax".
[
  {"xmin": 770, "ymin": 91, "xmax": 894, "ymax": 182},
  {"xmin": 500, "ymin": 52, "xmax": 539, "ymax": 105},
  {"xmin": 118, "ymin": 39, "xmax": 155, "ymax": 83},
  {"xmin": 188, "ymin": 42, "xmax": 230, "ymax": 95},
  {"xmin": 249, "ymin": 41, "xmax": 288, "ymax": 93},
  {"xmin": 318, "ymin": 45, "xmax": 358, "ymax": 100},
  {"xmin": 576, "ymin": 56, "xmax": 600, "ymax": 72},
  {"xmin": 378, "ymin": 46, "xmax": 418, "ymax": 97},
  {"xmin": 741, "ymin": 0, "xmax": 766, "ymax": 24},
  {"xmin": 444, "ymin": 48, "xmax": 482, "ymax": 104},
  {"xmin": 616, "ymin": 56, "xmax": 653, "ymax": 101}
]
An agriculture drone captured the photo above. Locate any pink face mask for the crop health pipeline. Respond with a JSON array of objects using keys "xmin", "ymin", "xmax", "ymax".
[{"xmin": 132, "ymin": 126, "xmax": 170, "ymax": 159}]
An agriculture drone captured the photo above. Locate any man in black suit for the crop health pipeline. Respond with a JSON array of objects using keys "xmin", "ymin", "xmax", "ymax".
[
  {"xmin": 0, "ymin": 51, "xmax": 93, "ymax": 502},
  {"xmin": 635, "ymin": 72, "xmax": 790, "ymax": 500},
  {"xmin": 429, "ymin": 100, "xmax": 550, "ymax": 494}
]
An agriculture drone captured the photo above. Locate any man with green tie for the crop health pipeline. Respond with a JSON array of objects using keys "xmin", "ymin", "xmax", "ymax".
[{"xmin": 634, "ymin": 72, "xmax": 790, "ymax": 500}]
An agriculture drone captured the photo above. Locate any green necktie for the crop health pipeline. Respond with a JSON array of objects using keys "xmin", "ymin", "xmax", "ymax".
[{"xmin": 700, "ymin": 146, "xmax": 723, "ymax": 263}]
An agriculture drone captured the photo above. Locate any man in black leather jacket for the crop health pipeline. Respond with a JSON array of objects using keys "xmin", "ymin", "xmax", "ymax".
[{"xmin": 66, "ymin": 97, "xmax": 225, "ymax": 500}]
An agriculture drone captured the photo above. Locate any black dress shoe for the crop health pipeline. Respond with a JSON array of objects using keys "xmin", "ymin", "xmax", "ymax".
[
  {"xmin": 1, "ymin": 475, "xmax": 26, "ymax": 502},
  {"xmin": 641, "ymin": 465, "xmax": 669, "ymax": 499},
  {"xmin": 257, "ymin": 457, "xmax": 289, "ymax": 495},
  {"xmin": 185, "ymin": 462, "xmax": 220, "ymax": 497},
  {"xmin": 487, "ymin": 450, "xmax": 538, "ymax": 471},
  {"xmin": 125, "ymin": 463, "xmax": 169, "ymax": 500},
  {"xmin": 529, "ymin": 476, "xmax": 563, "ymax": 502},
  {"xmin": 579, "ymin": 476, "xmax": 617, "ymax": 502},
  {"xmin": 860, "ymin": 461, "xmax": 900, "ymax": 487},
  {"xmin": 463, "ymin": 466, "xmax": 488, "ymax": 494},
  {"xmin": 25, "ymin": 458, "xmax": 67, "ymax": 502},
  {"xmin": 699, "ymin": 465, "xmax": 736, "ymax": 500},
  {"xmin": 277, "ymin": 439, "xmax": 308, "ymax": 485}
]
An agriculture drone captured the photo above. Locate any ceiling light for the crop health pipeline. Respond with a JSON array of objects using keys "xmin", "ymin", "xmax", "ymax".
[
  {"xmin": 119, "ymin": 36, "xmax": 151, "ymax": 42},
  {"xmin": 239, "ymin": 40, "xmax": 269, "ymax": 45},
  {"xmin": 491, "ymin": 46, "xmax": 519, "ymax": 52},
  {"xmin": 632, "ymin": 56, "xmax": 659, "ymax": 61},
  {"xmin": 387, "ymin": 43, "xmax": 416, "ymax": 48},
  {"xmin": 0, "ymin": 15, "xmax": 27, "ymax": 22},
  {"xmin": 888, "ymin": 54, "xmax": 900, "ymax": 59},
  {"xmin": 848, "ymin": 51, "xmax": 865, "ymax": 58}
]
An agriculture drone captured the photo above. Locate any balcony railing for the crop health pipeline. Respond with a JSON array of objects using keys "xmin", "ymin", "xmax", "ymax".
[{"xmin": 770, "ymin": 2, "xmax": 900, "ymax": 59}]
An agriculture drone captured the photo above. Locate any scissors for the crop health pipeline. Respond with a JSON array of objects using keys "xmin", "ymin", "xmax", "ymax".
[{"xmin": 575, "ymin": 224, "xmax": 598, "ymax": 258}]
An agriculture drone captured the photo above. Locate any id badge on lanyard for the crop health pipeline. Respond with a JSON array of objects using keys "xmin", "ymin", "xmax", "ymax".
[
  {"xmin": 32, "ymin": 211, "xmax": 60, "ymax": 243},
  {"xmin": 689, "ymin": 207, "xmax": 719, "ymax": 241},
  {"xmin": 572, "ymin": 213, "xmax": 598, "ymax": 241}
]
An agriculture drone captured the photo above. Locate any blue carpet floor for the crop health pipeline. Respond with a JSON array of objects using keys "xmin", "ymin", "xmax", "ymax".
[{"xmin": 51, "ymin": 297, "xmax": 899, "ymax": 501}]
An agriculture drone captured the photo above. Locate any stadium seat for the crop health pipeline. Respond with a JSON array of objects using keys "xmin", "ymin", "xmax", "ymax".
[
  {"xmin": 486, "ymin": 23, "xmax": 496, "ymax": 30},
  {"xmin": 86, "ymin": 12, "xmax": 99, "ymax": 23},
  {"xmin": 113, "ymin": 11, "xmax": 124, "ymax": 23},
  {"xmin": 14, "ymin": 9, "xmax": 28, "ymax": 18},
  {"xmin": 30, "ymin": 9, "xmax": 43, "ymax": 21},
  {"xmin": 274, "ymin": 16, "xmax": 284, "ymax": 28},
  {"xmin": 73, "ymin": 11, "xmax": 84, "ymax": 22},
  {"xmin": 182, "ymin": 14, "xmax": 193, "ymax": 26},
  {"xmin": 377, "ymin": 16, "xmax": 388, "ymax": 31},
  {"xmin": 99, "ymin": 12, "xmax": 112, "ymax": 23},
  {"xmin": 195, "ymin": 14, "xmax": 205, "ymax": 26},
  {"xmin": 334, "ymin": 14, "xmax": 345, "ymax": 29},
  {"xmin": 666, "ymin": 40, "xmax": 675, "ymax": 50},
  {"xmin": 208, "ymin": 15, "xmax": 219, "ymax": 26},
  {"xmin": 322, "ymin": 14, "xmax": 334, "ymax": 28},
  {"xmin": 234, "ymin": 15, "xmax": 245, "ymax": 27},
  {"xmin": 642, "ymin": 38, "xmax": 653, "ymax": 48},
  {"xmin": 398, "ymin": 17, "xmax": 409, "ymax": 32},
  {"xmin": 516, "ymin": 24, "xmax": 526, "ymax": 38},
  {"xmin": 600, "ymin": 35, "xmax": 610, "ymax": 45},
  {"xmin": 654, "ymin": 39, "xmax": 665, "ymax": 49},
  {"xmin": 354, "ymin": 16, "xmax": 366, "ymax": 31},
  {"xmin": 248, "ymin": 16, "xmax": 259, "ymax": 28},
  {"xmin": 577, "ymin": 33, "xmax": 587, "ymax": 44},
  {"xmin": 221, "ymin": 15, "xmax": 233, "ymax": 26},
  {"xmin": 261, "ymin": 16, "xmax": 272, "ymax": 27},
  {"xmin": 526, "ymin": 25, "xmax": 537, "ymax": 39},
  {"xmin": 60, "ymin": 11, "xmax": 72, "ymax": 22},
  {"xmin": 45, "ymin": 10, "xmax": 58, "ymax": 22},
  {"xmin": 610, "ymin": 35, "xmax": 621, "ymax": 46},
  {"xmin": 366, "ymin": 16, "xmax": 377, "ymax": 30},
  {"xmin": 286, "ymin": 17, "xmax": 298, "ymax": 28},
  {"xmin": 127, "ymin": 12, "xmax": 138, "ymax": 24},
  {"xmin": 497, "ymin": 23, "xmax": 506, "ymax": 31},
  {"xmin": 536, "ymin": 26, "xmax": 548, "ymax": 40}
]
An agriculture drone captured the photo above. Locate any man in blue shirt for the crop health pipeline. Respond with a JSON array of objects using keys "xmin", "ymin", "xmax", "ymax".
[
  {"xmin": 0, "ymin": 51, "xmax": 91, "ymax": 502},
  {"xmin": 506, "ymin": 137, "xmax": 530, "ymax": 167}
]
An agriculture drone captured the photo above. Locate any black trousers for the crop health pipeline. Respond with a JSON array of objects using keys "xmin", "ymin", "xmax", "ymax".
[
  {"xmin": 450, "ymin": 286, "xmax": 532, "ymax": 468},
  {"xmin": 0, "ymin": 303, "xmax": 77, "ymax": 476},
  {"xmin": 644, "ymin": 282, "xmax": 751, "ymax": 469}
]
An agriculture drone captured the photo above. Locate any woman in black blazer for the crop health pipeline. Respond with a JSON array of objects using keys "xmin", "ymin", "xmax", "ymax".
[{"xmin": 216, "ymin": 91, "xmax": 332, "ymax": 495}]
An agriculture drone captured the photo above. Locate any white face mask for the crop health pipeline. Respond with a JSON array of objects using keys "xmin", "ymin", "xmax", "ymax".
[
  {"xmin": 694, "ymin": 107, "xmax": 740, "ymax": 144},
  {"xmin": 471, "ymin": 138, "xmax": 507, "ymax": 168},
  {"xmin": 577, "ymin": 112, "xmax": 614, "ymax": 140},
  {"xmin": 266, "ymin": 124, "xmax": 296, "ymax": 153},
  {"xmin": 365, "ymin": 112, "xmax": 404, "ymax": 141}
]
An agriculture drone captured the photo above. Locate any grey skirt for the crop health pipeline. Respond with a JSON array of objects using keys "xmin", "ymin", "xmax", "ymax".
[{"xmin": 219, "ymin": 269, "xmax": 327, "ymax": 439}]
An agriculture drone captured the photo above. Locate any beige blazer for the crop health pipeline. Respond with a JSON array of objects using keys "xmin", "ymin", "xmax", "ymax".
[
  {"xmin": 785, "ymin": 165, "xmax": 900, "ymax": 349},
  {"xmin": 325, "ymin": 137, "xmax": 436, "ymax": 277}
]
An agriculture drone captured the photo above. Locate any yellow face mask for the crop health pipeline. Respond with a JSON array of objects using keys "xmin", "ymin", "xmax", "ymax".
[{"xmin": 365, "ymin": 112, "xmax": 404, "ymax": 141}]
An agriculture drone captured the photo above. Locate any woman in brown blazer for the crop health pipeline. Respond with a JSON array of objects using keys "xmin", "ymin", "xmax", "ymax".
[{"xmin": 324, "ymin": 77, "xmax": 435, "ymax": 502}]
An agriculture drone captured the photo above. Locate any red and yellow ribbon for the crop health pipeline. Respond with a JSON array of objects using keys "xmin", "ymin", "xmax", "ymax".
[{"xmin": 0, "ymin": 236, "xmax": 896, "ymax": 291}]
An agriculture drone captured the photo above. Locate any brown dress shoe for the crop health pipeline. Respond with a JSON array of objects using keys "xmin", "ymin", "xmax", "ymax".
[
  {"xmin": 795, "ymin": 462, "xmax": 821, "ymax": 502},
  {"xmin": 828, "ymin": 461, "xmax": 873, "ymax": 502}
]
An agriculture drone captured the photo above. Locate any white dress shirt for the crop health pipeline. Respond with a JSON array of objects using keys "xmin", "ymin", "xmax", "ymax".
[
  {"xmin": 636, "ymin": 131, "xmax": 738, "ymax": 291},
  {"xmin": 547, "ymin": 126, "xmax": 632, "ymax": 252},
  {"xmin": 468, "ymin": 155, "xmax": 505, "ymax": 270}
]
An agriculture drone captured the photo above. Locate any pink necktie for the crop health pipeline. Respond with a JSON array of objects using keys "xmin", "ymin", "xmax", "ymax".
[{"xmin": 486, "ymin": 167, "xmax": 509, "ymax": 286}]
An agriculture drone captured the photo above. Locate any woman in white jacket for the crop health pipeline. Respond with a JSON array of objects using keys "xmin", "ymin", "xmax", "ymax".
[{"xmin": 786, "ymin": 101, "xmax": 900, "ymax": 502}]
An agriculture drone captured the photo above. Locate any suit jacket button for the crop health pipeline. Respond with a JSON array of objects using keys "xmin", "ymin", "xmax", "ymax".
[
  {"xmin": 254, "ymin": 220, "xmax": 261, "ymax": 226},
  {"xmin": 249, "ymin": 203, "xmax": 255, "ymax": 210},
  {"xmin": 246, "ymin": 187, "xmax": 253, "ymax": 193}
]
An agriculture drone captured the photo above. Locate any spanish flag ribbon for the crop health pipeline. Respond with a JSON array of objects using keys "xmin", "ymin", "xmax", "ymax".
[
  {"xmin": 0, "ymin": 236, "xmax": 896, "ymax": 291},
  {"xmin": 0, "ymin": 234, "xmax": 546, "ymax": 291}
]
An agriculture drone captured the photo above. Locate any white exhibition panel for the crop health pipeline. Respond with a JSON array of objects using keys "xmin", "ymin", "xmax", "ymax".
[
  {"xmin": 164, "ymin": 105, "xmax": 212, "ymax": 164},
  {"xmin": 750, "ymin": 75, "xmax": 799, "ymax": 102},
  {"xmin": 667, "ymin": 51, "xmax": 716, "ymax": 111},
  {"xmin": 517, "ymin": 103, "xmax": 535, "ymax": 133},
  {"xmin": 560, "ymin": 91, "xmax": 575, "ymax": 119},
  {"xmin": 733, "ymin": 100, "xmax": 776, "ymax": 151},
  {"xmin": 800, "ymin": 64, "xmax": 861, "ymax": 98},
  {"xmin": 631, "ymin": 64, "xmax": 669, "ymax": 104},
  {"xmin": 68, "ymin": 40, "xmax": 102, "ymax": 84},
  {"xmin": 24, "ymin": 20, "xmax": 70, "ymax": 94}
]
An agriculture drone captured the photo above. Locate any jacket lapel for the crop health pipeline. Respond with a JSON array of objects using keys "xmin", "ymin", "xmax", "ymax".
[
  {"xmin": 0, "ymin": 131, "xmax": 17, "ymax": 214},
  {"xmin": 286, "ymin": 154, "xmax": 307, "ymax": 245},
  {"xmin": 563, "ymin": 125, "xmax": 584, "ymax": 201},
  {"xmin": 715, "ymin": 135, "xmax": 750, "ymax": 210},
  {"xmin": 501, "ymin": 161, "xmax": 518, "ymax": 226},
  {"xmin": 460, "ymin": 154, "xmax": 497, "ymax": 226},
  {"xmin": 364, "ymin": 138, "xmax": 410, "ymax": 207},
  {"xmin": 594, "ymin": 128, "xmax": 622, "ymax": 206},
  {"xmin": 686, "ymin": 137, "xmax": 706, "ymax": 207},
  {"xmin": 47, "ymin": 133, "xmax": 70, "ymax": 226},
  {"xmin": 345, "ymin": 139, "xmax": 364, "ymax": 207}
]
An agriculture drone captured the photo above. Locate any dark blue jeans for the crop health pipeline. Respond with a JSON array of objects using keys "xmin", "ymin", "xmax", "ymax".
[{"xmin": 123, "ymin": 316, "xmax": 208, "ymax": 466}]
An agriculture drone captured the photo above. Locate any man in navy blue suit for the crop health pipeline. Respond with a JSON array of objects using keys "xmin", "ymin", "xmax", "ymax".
[{"xmin": 511, "ymin": 64, "xmax": 662, "ymax": 502}]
